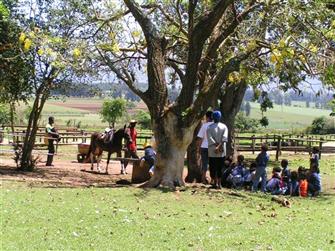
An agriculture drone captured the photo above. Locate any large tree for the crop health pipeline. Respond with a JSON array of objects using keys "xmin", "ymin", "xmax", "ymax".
[{"xmin": 89, "ymin": 0, "xmax": 334, "ymax": 188}]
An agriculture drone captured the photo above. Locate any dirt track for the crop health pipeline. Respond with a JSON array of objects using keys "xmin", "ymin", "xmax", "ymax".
[{"xmin": 0, "ymin": 159, "xmax": 134, "ymax": 188}]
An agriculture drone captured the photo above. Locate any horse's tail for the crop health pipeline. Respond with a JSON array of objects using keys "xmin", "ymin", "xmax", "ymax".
[{"xmin": 85, "ymin": 133, "xmax": 98, "ymax": 162}]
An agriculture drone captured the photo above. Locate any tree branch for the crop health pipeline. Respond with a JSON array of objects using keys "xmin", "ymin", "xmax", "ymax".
[
  {"xmin": 178, "ymin": 0, "xmax": 234, "ymax": 109},
  {"xmin": 96, "ymin": 47, "xmax": 147, "ymax": 101}
]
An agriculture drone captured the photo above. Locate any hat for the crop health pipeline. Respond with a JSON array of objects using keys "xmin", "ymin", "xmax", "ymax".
[
  {"xmin": 212, "ymin": 110, "xmax": 222, "ymax": 121},
  {"xmin": 129, "ymin": 119, "xmax": 137, "ymax": 124},
  {"xmin": 143, "ymin": 142, "xmax": 151, "ymax": 148}
]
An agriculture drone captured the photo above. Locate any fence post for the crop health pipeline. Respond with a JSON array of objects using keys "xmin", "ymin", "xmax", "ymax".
[
  {"xmin": 276, "ymin": 136, "xmax": 282, "ymax": 161},
  {"xmin": 319, "ymin": 138, "xmax": 323, "ymax": 159},
  {"xmin": 252, "ymin": 135, "xmax": 255, "ymax": 154}
]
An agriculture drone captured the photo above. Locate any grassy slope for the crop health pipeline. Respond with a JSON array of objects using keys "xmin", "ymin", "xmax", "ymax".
[
  {"xmin": 249, "ymin": 102, "xmax": 332, "ymax": 130},
  {"xmin": 14, "ymin": 98, "xmax": 333, "ymax": 130}
]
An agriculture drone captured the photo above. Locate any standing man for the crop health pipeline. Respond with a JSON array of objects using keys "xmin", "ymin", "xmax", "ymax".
[
  {"xmin": 123, "ymin": 119, "xmax": 139, "ymax": 174},
  {"xmin": 45, "ymin": 116, "xmax": 59, "ymax": 166},
  {"xmin": 207, "ymin": 111, "xmax": 228, "ymax": 189},
  {"xmin": 197, "ymin": 111, "xmax": 213, "ymax": 184}
]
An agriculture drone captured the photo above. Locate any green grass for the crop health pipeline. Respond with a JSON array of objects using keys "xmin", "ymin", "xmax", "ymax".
[
  {"xmin": 1, "ymin": 154, "xmax": 335, "ymax": 251},
  {"xmin": 1, "ymin": 181, "xmax": 334, "ymax": 251},
  {"xmin": 12, "ymin": 98, "xmax": 333, "ymax": 131},
  {"xmin": 249, "ymin": 102, "xmax": 332, "ymax": 130}
]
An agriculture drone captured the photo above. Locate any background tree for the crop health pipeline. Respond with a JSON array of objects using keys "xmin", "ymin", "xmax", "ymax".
[
  {"xmin": 135, "ymin": 110, "xmax": 151, "ymax": 130},
  {"xmin": 100, "ymin": 98, "xmax": 127, "ymax": 127},
  {"xmin": 0, "ymin": 0, "xmax": 32, "ymax": 135},
  {"xmin": 2, "ymin": 0, "xmax": 92, "ymax": 170},
  {"xmin": 245, "ymin": 102, "xmax": 251, "ymax": 117}
]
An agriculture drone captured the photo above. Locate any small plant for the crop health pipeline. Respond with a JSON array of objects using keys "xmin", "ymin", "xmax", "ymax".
[{"xmin": 13, "ymin": 144, "xmax": 42, "ymax": 171}]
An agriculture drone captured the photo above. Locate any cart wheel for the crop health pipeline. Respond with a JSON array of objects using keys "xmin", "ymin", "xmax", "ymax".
[{"xmin": 77, "ymin": 154, "xmax": 86, "ymax": 163}]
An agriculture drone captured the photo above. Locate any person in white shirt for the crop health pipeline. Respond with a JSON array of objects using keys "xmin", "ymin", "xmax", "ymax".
[
  {"xmin": 207, "ymin": 111, "xmax": 228, "ymax": 189},
  {"xmin": 197, "ymin": 111, "xmax": 213, "ymax": 184}
]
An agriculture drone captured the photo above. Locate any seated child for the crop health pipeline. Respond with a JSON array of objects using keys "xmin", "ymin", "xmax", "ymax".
[
  {"xmin": 227, "ymin": 155, "xmax": 246, "ymax": 189},
  {"xmin": 308, "ymin": 163, "xmax": 321, "ymax": 196},
  {"xmin": 281, "ymin": 159, "xmax": 291, "ymax": 195},
  {"xmin": 266, "ymin": 167, "xmax": 283, "ymax": 195},
  {"xmin": 140, "ymin": 142, "xmax": 156, "ymax": 176},
  {"xmin": 243, "ymin": 162, "xmax": 257, "ymax": 190},
  {"xmin": 221, "ymin": 156, "xmax": 234, "ymax": 188},
  {"xmin": 290, "ymin": 171, "xmax": 300, "ymax": 196},
  {"xmin": 298, "ymin": 166, "xmax": 308, "ymax": 197}
]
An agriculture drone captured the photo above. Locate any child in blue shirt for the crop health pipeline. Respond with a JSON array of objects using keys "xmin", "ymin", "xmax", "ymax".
[
  {"xmin": 140, "ymin": 143, "xmax": 156, "ymax": 176},
  {"xmin": 227, "ymin": 155, "xmax": 246, "ymax": 189},
  {"xmin": 266, "ymin": 167, "xmax": 283, "ymax": 195},
  {"xmin": 281, "ymin": 159, "xmax": 291, "ymax": 195},
  {"xmin": 289, "ymin": 171, "xmax": 300, "ymax": 196},
  {"xmin": 308, "ymin": 163, "xmax": 321, "ymax": 196},
  {"xmin": 252, "ymin": 144, "xmax": 270, "ymax": 192}
]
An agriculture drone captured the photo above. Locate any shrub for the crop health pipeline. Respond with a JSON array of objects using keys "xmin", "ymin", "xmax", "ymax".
[
  {"xmin": 135, "ymin": 110, "xmax": 151, "ymax": 129},
  {"xmin": 0, "ymin": 104, "xmax": 10, "ymax": 125},
  {"xmin": 235, "ymin": 113, "xmax": 260, "ymax": 132},
  {"xmin": 308, "ymin": 116, "xmax": 335, "ymax": 134}
]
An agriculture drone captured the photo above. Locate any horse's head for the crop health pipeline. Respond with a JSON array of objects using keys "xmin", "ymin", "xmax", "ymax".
[
  {"xmin": 114, "ymin": 125, "xmax": 131, "ymax": 145},
  {"xmin": 123, "ymin": 124, "xmax": 132, "ymax": 144}
]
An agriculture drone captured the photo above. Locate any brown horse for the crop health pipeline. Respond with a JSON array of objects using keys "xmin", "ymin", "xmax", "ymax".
[{"xmin": 86, "ymin": 126, "xmax": 131, "ymax": 174}]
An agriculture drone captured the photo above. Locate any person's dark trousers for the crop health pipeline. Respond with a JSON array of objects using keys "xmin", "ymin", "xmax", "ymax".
[
  {"xmin": 46, "ymin": 139, "xmax": 55, "ymax": 166},
  {"xmin": 123, "ymin": 150, "xmax": 139, "ymax": 169}
]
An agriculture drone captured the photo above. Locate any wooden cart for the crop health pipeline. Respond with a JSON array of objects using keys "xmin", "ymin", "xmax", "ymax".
[{"xmin": 77, "ymin": 143, "xmax": 91, "ymax": 163}]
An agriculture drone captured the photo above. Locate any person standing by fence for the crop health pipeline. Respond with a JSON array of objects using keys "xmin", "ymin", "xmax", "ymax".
[
  {"xmin": 252, "ymin": 143, "xmax": 270, "ymax": 192},
  {"xmin": 45, "ymin": 116, "xmax": 59, "ymax": 166}
]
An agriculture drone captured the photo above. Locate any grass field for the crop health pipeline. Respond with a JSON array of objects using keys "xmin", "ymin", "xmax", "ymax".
[
  {"xmin": 248, "ymin": 101, "xmax": 332, "ymax": 130},
  {"xmin": 13, "ymin": 98, "xmax": 333, "ymax": 131},
  {"xmin": 1, "ymin": 154, "xmax": 335, "ymax": 250}
]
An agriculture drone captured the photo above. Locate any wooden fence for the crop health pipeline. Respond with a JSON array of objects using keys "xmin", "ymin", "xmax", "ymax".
[{"xmin": 1, "ymin": 127, "xmax": 335, "ymax": 159}]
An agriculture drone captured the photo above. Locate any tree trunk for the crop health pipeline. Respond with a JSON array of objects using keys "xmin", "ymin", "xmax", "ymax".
[
  {"xmin": 185, "ymin": 122, "xmax": 202, "ymax": 183},
  {"xmin": 18, "ymin": 93, "xmax": 47, "ymax": 171},
  {"xmin": 219, "ymin": 81, "xmax": 248, "ymax": 158},
  {"xmin": 9, "ymin": 102, "xmax": 15, "ymax": 142},
  {"xmin": 145, "ymin": 112, "xmax": 196, "ymax": 189}
]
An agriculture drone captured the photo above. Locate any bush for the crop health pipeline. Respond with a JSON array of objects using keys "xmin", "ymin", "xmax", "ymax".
[
  {"xmin": 308, "ymin": 116, "xmax": 335, "ymax": 134},
  {"xmin": 234, "ymin": 112, "xmax": 260, "ymax": 132},
  {"xmin": 0, "ymin": 104, "xmax": 11, "ymax": 125},
  {"xmin": 135, "ymin": 110, "xmax": 151, "ymax": 129}
]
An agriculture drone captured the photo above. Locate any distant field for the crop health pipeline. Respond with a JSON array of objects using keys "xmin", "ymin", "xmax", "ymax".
[
  {"xmin": 248, "ymin": 101, "xmax": 332, "ymax": 130},
  {"xmin": 14, "ymin": 98, "xmax": 333, "ymax": 131}
]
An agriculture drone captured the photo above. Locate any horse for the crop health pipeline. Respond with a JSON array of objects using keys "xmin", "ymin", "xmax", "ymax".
[{"xmin": 86, "ymin": 125, "xmax": 131, "ymax": 174}]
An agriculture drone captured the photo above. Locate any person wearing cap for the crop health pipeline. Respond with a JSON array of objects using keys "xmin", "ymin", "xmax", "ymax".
[
  {"xmin": 197, "ymin": 110, "xmax": 213, "ymax": 184},
  {"xmin": 45, "ymin": 116, "xmax": 60, "ymax": 166},
  {"xmin": 206, "ymin": 110, "xmax": 228, "ymax": 189},
  {"xmin": 140, "ymin": 142, "xmax": 156, "ymax": 176},
  {"xmin": 123, "ymin": 119, "xmax": 139, "ymax": 173}
]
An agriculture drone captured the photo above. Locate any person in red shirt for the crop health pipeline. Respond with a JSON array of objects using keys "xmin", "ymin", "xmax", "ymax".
[{"xmin": 122, "ymin": 120, "xmax": 139, "ymax": 174}]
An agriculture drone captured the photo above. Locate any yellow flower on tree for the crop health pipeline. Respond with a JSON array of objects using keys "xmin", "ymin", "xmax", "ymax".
[
  {"xmin": 19, "ymin": 33, "xmax": 26, "ymax": 43},
  {"xmin": 23, "ymin": 38, "xmax": 32, "ymax": 52},
  {"xmin": 73, "ymin": 48, "xmax": 81, "ymax": 58}
]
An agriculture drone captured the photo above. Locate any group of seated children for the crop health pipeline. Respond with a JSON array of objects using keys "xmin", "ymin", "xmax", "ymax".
[{"xmin": 221, "ymin": 146, "xmax": 321, "ymax": 197}]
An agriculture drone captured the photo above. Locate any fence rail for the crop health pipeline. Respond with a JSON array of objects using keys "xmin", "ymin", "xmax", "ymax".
[{"xmin": 1, "ymin": 127, "xmax": 335, "ymax": 159}]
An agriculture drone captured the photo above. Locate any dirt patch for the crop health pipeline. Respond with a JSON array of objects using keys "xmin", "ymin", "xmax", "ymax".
[
  {"xmin": 51, "ymin": 102, "xmax": 101, "ymax": 113},
  {"xmin": 0, "ymin": 159, "xmax": 135, "ymax": 188},
  {"xmin": 51, "ymin": 101, "xmax": 148, "ymax": 114}
]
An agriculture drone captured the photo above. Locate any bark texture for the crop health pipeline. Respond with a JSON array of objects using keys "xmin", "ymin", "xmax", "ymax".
[{"xmin": 220, "ymin": 81, "xmax": 248, "ymax": 158}]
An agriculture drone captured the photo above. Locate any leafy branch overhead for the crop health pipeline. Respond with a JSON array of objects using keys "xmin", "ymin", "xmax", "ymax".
[{"xmin": 88, "ymin": 0, "xmax": 334, "ymax": 122}]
